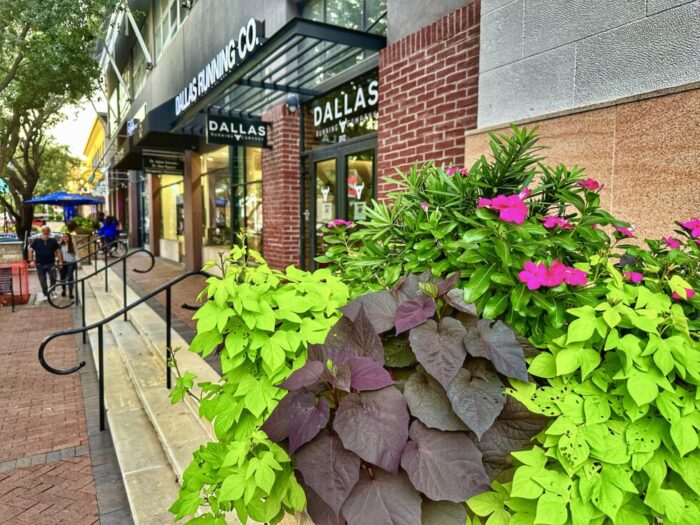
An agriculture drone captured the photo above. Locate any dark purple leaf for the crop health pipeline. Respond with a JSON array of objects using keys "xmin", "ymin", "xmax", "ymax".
[
  {"xmin": 323, "ymin": 362, "xmax": 352, "ymax": 392},
  {"xmin": 421, "ymin": 500, "xmax": 467, "ymax": 525},
  {"xmin": 321, "ymin": 306, "xmax": 384, "ymax": 364},
  {"xmin": 444, "ymin": 289, "xmax": 478, "ymax": 315},
  {"xmin": 304, "ymin": 483, "xmax": 347, "ymax": 525},
  {"xmin": 394, "ymin": 272, "xmax": 431, "ymax": 303},
  {"xmin": 395, "ymin": 296, "xmax": 436, "ymax": 335},
  {"xmin": 401, "ymin": 421, "xmax": 489, "ymax": 502},
  {"xmin": 464, "ymin": 319, "xmax": 528, "ymax": 382},
  {"xmin": 280, "ymin": 361, "xmax": 326, "ymax": 390},
  {"xmin": 404, "ymin": 368, "xmax": 467, "ymax": 432},
  {"xmin": 333, "ymin": 387, "xmax": 409, "ymax": 472},
  {"xmin": 341, "ymin": 291, "xmax": 397, "ymax": 334},
  {"xmin": 345, "ymin": 356, "xmax": 394, "ymax": 391},
  {"xmin": 383, "ymin": 337, "xmax": 417, "ymax": 368},
  {"xmin": 262, "ymin": 390, "xmax": 305, "ymax": 442},
  {"xmin": 446, "ymin": 368, "xmax": 505, "ymax": 439},
  {"xmin": 436, "ymin": 272, "xmax": 461, "ymax": 297},
  {"xmin": 295, "ymin": 431, "xmax": 361, "ymax": 517},
  {"xmin": 477, "ymin": 397, "xmax": 549, "ymax": 478},
  {"xmin": 341, "ymin": 470, "xmax": 422, "ymax": 525},
  {"xmin": 408, "ymin": 318, "xmax": 467, "ymax": 389},
  {"xmin": 288, "ymin": 393, "xmax": 330, "ymax": 453}
]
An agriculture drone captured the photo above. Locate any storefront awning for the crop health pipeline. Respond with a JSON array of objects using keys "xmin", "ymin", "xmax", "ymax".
[{"xmin": 173, "ymin": 17, "xmax": 386, "ymax": 134}]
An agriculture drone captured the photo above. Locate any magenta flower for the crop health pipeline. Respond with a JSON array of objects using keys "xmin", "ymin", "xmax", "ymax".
[
  {"xmin": 445, "ymin": 166, "xmax": 458, "ymax": 176},
  {"xmin": 518, "ymin": 261, "xmax": 587, "ymax": 290},
  {"xmin": 672, "ymin": 288, "xmax": 696, "ymax": 300},
  {"xmin": 615, "ymin": 226, "xmax": 634, "ymax": 238},
  {"xmin": 518, "ymin": 261, "xmax": 550, "ymax": 290},
  {"xmin": 328, "ymin": 219, "xmax": 353, "ymax": 228},
  {"xmin": 518, "ymin": 188, "xmax": 532, "ymax": 200},
  {"xmin": 459, "ymin": 168, "xmax": 469, "ymax": 176},
  {"xmin": 577, "ymin": 178, "xmax": 601, "ymax": 191},
  {"xmin": 478, "ymin": 194, "xmax": 528, "ymax": 225},
  {"xmin": 420, "ymin": 202, "xmax": 429, "ymax": 212},
  {"xmin": 541, "ymin": 216, "xmax": 573, "ymax": 230},
  {"xmin": 664, "ymin": 236, "xmax": 681, "ymax": 249},
  {"xmin": 680, "ymin": 218, "xmax": 700, "ymax": 238},
  {"xmin": 623, "ymin": 271, "xmax": 644, "ymax": 284}
]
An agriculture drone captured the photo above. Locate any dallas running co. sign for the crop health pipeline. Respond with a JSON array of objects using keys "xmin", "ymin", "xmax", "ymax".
[
  {"xmin": 206, "ymin": 115, "xmax": 269, "ymax": 147},
  {"xmin": 174, "ymin": 18, "xmax": 265, "ymax": 117}
]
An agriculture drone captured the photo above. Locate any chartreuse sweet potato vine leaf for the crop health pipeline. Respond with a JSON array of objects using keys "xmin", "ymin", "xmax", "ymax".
[{"xmin": 469, "ymin": 265, "xmax": 700, "ymax": 525}]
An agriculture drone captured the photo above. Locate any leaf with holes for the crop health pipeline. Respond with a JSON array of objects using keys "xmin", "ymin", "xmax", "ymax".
[
  {"xmin": 401, "ymin": 421, "xmax": 489, "ymax": 502},
  {"xmin": 447, "ymin": 367, "xmax": 505, "ymax": 439},
  {"xmin": 409, "ymin": 317, "xmax": 467, "ymax": 389},
  {"xmin": 395, "ymin": 295, "xmax": 436, "ymax": 335},
  {"xmin": 404, "ymin": 367, "xmax": 467, "ymax": 431},
  {"xmin": 333, "ymin": 387, "xmax": 409, "ymax": 472},
  {"xmin": 341, "ymin": 291, "xmax": 397, "ymax": 334},
  {"xmin": 288, "ymin": 393, "xmax": 330, "ymax": 453},
  {"xmin": 295, "ymin": 431, "xmax": 360, "ymax": 517},
  {"xmin": 341, "ymin": 470, "xmax": 422, "ymax": 525},
  {"xmin": 463, "ymin": 319, "xmax": 528, "ymax": 382}
]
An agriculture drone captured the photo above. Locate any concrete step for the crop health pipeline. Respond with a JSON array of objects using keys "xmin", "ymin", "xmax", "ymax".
[{"xmin": 83, "ymin": 284, "xmax": 180, "ymax": 525}]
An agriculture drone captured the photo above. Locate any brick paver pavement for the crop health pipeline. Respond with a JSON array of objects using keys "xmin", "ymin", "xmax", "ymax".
[{"xmin": 0, "ymin": 277, "xmax": 100, "ymax": 524}]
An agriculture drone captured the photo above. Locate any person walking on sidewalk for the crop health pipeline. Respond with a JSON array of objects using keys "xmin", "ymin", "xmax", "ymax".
[
  {"xmin": 28, "ymin": 225, "xmax": 63, "ymax": 299},
  {"xmin": 59, "ymin": 233, "xmax": 79, "ymax": 298}
]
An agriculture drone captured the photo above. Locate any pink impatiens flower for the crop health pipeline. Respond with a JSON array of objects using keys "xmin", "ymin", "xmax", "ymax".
[
  {"xmin": 577, "ymin": 178, "xmax": 601, "ymax": 191},
  {"xmin": 459, "ymin": 168, "xmax": 469, "ymax": 176},
  {"xmin": 327, "ymin": 219, "xmax": 353, "ymax": 228},
  {"xmin": 664, "ymin": 236, "xmax": 681, "ymax": 249},
  {"xmin": 541, "ymin": 216, "xmax": 573, "ymax": 230},
  {"xmin": 624, "ymin": 271, "xmax": 644, "ymax": 284},
  {"xmin": 420, "ymin": 202, "xmax": 429, "ymax": 212},
  {"xmin": 615, "ymin": 226, "xmax": 634, "ymax": 238},
  {"xmin": 518, "ymin": 260, "xmax": 587, "ymax": 290},
  {"xmin": 478, "ymin": 194, "xmax": 529, "ymax": 225},
  {"xmin": 680, "ymin": 218, "xmax": 700, "ymax": 238},
  {"xmin": 518, "ymin": 188, "xmax": 532, "ymax": 199},
  {"xmin": 445, "ymin": 166, "xmax": 458, "ymax": 176},
  {"xmin": 518, "ymin": 261, "xmax": 550, "ymax": 290},
  {"xmin": 672, "ymin": 288, "xmax": 696, "ymax": 300}
]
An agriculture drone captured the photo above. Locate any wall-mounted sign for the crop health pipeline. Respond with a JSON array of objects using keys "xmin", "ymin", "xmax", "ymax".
[
  {"xmin": 143, "ymin": 155, "xmax": 184, "ymax": 175},
  {"xmin": 126, "ymin": 119, "xmax": 140, "ymax": 137},
  {"xmin": 206, "ymin": 115, "xmax": 269, "ymax": 147},
  {"xmin": 175, "ymin": 18, "xmax": 265, "ymax": 117},
  {"xmin": 308, "ymin": 70, "xmax": 379, "ymax": 145}
]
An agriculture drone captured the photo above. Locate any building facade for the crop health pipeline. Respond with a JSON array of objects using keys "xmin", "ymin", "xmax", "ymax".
[
  {"xmin": 99, "ymin": 0, "xmax": 478, "ymax": 270},
  {"xmin": 98, "ymin": 0, "xmax": 699, "ymax": 272}
]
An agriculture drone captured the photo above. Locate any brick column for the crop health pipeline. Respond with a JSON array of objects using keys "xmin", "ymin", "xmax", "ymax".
[
  {"xmin": 377, "ymin": 2, "xmax": 480, "ymax": 198},
  {"xmin": 148, "ymin": 173, "xmax": 160, "ymax": 256},
  {"xmin": 261, "ymin": 104, "xmax": 301, "ymax": 270},
  {"xmin": 183, "ymin": 150, "xmax": 203, "ymax": 271}
]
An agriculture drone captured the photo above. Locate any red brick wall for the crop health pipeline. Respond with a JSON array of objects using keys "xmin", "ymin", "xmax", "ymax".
[
  {"xmin": 262, "ymin": 104, "xmax": 301, "ymax": 270},
  {"xmin": 377, "ymin": 1, "xmax": 480, "ymax": 197}
]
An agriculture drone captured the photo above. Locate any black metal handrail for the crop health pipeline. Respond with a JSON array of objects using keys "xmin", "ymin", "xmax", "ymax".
[
  {"xmin": 74, "ymin": 233, "xmax": 97, "ymax": 249},
  {"xmin": 38, "ymin": 269, "xmax": 210, "ymax": 431},
  {"xmin": 76, "ymin": 237, "xmax": 129, "ymax": 268},
  {"xmin": 47, "ymin": 248, "xmax": 155, "ymax": 344}
]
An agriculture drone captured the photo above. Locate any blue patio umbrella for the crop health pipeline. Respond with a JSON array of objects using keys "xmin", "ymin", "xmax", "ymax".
[{"xmin": 25, "ymin": 192, "xmax": 103, "ymax": 206}]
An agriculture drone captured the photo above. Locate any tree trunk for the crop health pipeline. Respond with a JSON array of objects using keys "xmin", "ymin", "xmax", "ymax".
[{"xmin": 15, "ymin": 203, "xmax": 34, "ymax": 251}]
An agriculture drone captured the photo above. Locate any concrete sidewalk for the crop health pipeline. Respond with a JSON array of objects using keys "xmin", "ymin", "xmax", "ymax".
[{"xmin": 0, "ymin": 274, "xmax": 131, "ymax": 524}]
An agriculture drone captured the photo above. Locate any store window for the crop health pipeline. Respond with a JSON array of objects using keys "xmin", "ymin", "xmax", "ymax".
[
  {"xmin": 201, "ymin": 147, "xmax": 231, "ymax": 247},
  {"xmin": 159, "ymin": 174, "xmax": 185, "ymax": 262},
  {"xmin": 303, "ymin": 0, "xmax": 387, "ymax": 34},
  {"xmin": 232, "ymin": 147, "xmax": 263, "ymax": 254}
]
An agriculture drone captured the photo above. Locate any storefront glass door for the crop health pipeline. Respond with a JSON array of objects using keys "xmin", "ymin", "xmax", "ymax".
[{"xmin": 307, "ymin": 139, "xmax": 375, "ymax": 267}]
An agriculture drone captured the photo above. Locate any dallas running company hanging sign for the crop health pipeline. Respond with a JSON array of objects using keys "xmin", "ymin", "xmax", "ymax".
[
  {"xmin": 310, "ymin": 70, "xmax": 378, "ymax": 144},
  {"xmin": 206, "ymin": 115, "xmax": 269, "ymax": 147},
  {"xmin": 174, "ymin": 18, "xmax": 265, "ymax": 117}
]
